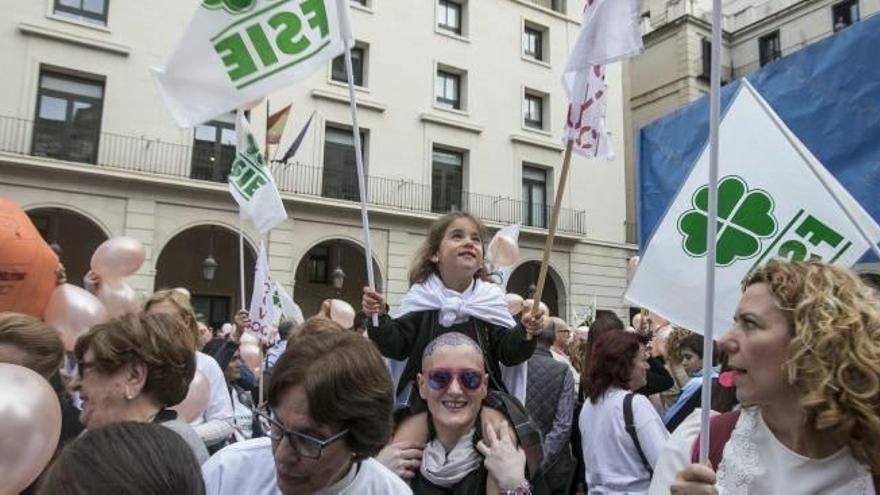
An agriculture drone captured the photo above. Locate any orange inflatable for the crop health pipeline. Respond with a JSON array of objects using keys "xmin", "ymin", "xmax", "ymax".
[{"xmin": 0, "ymin": 199, "xmax": 59, "ymax": 317}]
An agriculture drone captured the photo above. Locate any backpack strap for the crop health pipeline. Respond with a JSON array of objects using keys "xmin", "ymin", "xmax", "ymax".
[
  {"xmin": 690, "ymin": 410, "xmax": 742, "ymax": 469},
  {"xmin": 623, "ymin": 393, "xmax": 653, "ymax": 476}
]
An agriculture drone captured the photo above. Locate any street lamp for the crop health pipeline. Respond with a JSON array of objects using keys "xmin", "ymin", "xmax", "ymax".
[
  {"xmin": 331, "ymin": 266, "xmax": 345, "ymax": 297},
  {"xmin": 202, "ymin": 228, "xmax": 217, "ymax": 281}
]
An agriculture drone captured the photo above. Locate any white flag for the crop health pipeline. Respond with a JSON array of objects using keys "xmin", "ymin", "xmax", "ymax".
[
  {"xmin": 247, "ymin": 242, "xmax": 274, "ymax": 338},
  {"xmin": 625, "ymin": 81, "xmax": 880, "ymax": 335},
  {"xmin": 562, "ymin": 0, "xmax": 642, "ymax": 160},
  {"xmin": 272, "ymin": 281, "xmax": 304, "ymax": 325},
  {"xmin": 152, "ymin": 0, "xmax": 353, "ymax": 127},
  {"xmin": 229, "ymin": 113, "xmax": 287, "ymax": 233}
]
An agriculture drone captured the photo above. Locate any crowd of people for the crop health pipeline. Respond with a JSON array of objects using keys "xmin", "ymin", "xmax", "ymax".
[{"xmin": 2, "ymin": 211, "xmax": 880, "ymax": 494}]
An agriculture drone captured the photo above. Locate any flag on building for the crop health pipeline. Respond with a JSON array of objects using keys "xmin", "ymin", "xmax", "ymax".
[
  {"xmin": 272, "ymin": 281, "xmax": 304, "ymax": 325},
  {"xmin": 152, "ymin": 0, "xmax": 353, "ymax": 127},
  {"xmin": 266, "ymin": 104, "xmax": 292, "ymax": 145},
  {"xmin": 247, "ymin": 242, "xmax": 274, "ymax": 338},
  {"xmin": 229, "ymin": 113, "xmax": 287, "ymax": 233},
  {"xmin": 277, "ymin": 111, "xmax": 315, "ymax": 163},
  {"xmin": 562, "ymin": 0, "xmax": 642, "ymax": 159},
  {"xmin": 625, "ymin": 81, "xmax": 880, "ymax": 335}
]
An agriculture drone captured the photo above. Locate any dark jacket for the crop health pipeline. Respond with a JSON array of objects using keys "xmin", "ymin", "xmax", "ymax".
[
  {"xmin": 368, "ymin": 311, "xmax": 536, "ymax": 396},
  {"xmin": 635, "ymin": 356, "xmax": 674, "ymax": 396}
]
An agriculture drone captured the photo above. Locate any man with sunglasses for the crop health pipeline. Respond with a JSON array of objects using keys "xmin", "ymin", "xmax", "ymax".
[
  {"xmin": 201, "ymin": 326, "xmax": 411, "ymax": 494},
  {"xmin": 411, "ymin": 332, "xmax": 533, "ymax": 494}
]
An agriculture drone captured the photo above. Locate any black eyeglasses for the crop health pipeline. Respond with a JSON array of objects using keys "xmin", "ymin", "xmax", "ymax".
[
  {"xmin": 426, "ymin": 368, "xmax": 485, "ymax": 391},
  {"xmin": 256, "ymin": 408, "xmax": 348, "ymax": 460}
]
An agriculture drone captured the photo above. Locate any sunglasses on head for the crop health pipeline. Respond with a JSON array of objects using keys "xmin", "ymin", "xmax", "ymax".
[{"xmin": 426, "ymin": 368, "xmax": 485, "ymax": 391}]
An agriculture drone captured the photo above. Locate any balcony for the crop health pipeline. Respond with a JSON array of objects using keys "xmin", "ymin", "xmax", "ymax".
[{"xmin": 0, "ymin": 116, "xmax": 587, "ymax": 235}]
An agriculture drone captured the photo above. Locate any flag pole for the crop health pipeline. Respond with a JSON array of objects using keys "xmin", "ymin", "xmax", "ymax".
[
  {"xmin": 235, "ymin": 109, "xmax": 248, "ymax": 312},
  {"xmin": 698, "ymin": 0, "xmax": 723, "ymax": 464},
  {"xmin": 530, "ymin": 140, "xmax": 573, "ymax": 318},
  {"xmin": 342, "ymin": 39, "xmax": 379, "ymax": 327}
]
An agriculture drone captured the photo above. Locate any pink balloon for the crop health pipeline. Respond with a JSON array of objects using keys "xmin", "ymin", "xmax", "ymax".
[
  {"xmin": 488, "ymin": 235, "xmax": 519, "ymax": 266},
  {"xmin": 240, "ymin": 344, "xmax": 262, "ymax": 373},
  {"xmin": 96, "ymin": 278, "xmax": 140, "ymax": 318},
  {"xmin": 329, "ymin": 299, "xmax": 356, "ymax": 329},
  {"xmin": 90, "ymin": 237, "xmax": 146, "ymax": 279},
  {"xmin": 44, "ymin": 284, "xmax": 109, "ymax": 351},
  {"xmin": 0, "ymin": 364, "xmax": 62, "ymax": 493},
  {"xmin": 504, "ymin": 293, "xmax": 524, "ymax": 316},
  {"xmin": 171, "ymin": 370, "xmax": 210, "ymax": 422}
]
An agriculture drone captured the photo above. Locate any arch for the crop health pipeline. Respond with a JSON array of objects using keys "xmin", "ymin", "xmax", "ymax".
[
  {"xmin": 154, "ymin": 224, "xmax": 257, "ymax": 329},
  {"xmin": 292, "ymin": 237, "xmax": 386, "ymax": 317},
  {"xmin": 505, "ymin": 259, "xmax": 567, "ymax": 319},
  {"xmin": 153, "ymin": 219, "xmax": 259, "ymax": 263},
  {"xmin": 25, "ymin": 206, "xmax": 110, "ymax": 289},
  {"xmin": 291, "ymin": 233, "xmax": 388, "ymax": 282}
]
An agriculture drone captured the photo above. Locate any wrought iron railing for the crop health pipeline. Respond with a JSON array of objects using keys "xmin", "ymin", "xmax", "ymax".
[{"xmin": 0, "ymin": 115, "xmax": 587, "ymax": 235}]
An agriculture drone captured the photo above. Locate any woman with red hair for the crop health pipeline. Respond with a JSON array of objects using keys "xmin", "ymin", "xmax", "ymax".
[{"xmin": 579, "ymin": 331, "xmax": 668, "ymax": 494}]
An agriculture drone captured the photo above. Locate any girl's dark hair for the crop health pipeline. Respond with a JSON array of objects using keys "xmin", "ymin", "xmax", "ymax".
[
  {"xmin": 586, "ymin": 331, "xmax": 643, "ymax": 403},
  {"xmin": 678, "ymin": 333, "xmax": 718, "ymax": 365},
  {"xmin": 408, "ymin": 212, "xmax": 491, "ymax": 286},
  {"xmin": 38, "ymin": 422, "xmax": 204, "ymax": 495}
]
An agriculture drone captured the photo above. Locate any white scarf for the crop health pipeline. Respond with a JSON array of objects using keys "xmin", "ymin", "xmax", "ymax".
[
  {"xmin": 394, "ymin": 274, "xmax": 515, "ymax": 328},
  {"xmin": 419, "ymin": 429, "xmax": 482, "ymax": 487}
]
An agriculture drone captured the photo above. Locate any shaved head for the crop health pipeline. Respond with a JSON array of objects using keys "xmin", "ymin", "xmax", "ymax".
[{"xmin": 422, "ymin": 332, "xmax": 483, "ymax": 371}]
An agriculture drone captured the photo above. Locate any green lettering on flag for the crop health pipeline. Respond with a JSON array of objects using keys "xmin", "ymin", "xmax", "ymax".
[{"xmin": 229, "ymin": 133, "xmax": 271, "ymax": 201}]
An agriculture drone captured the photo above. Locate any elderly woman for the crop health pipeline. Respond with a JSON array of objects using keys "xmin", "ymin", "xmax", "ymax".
[
  {"xmin": 73, "ymin": 313, "xmax": 208, "ymax": 463},
  {"xmin": 201, "ymin": 320, "xmax": 410, "ymax": 494},
  {"xmin": 658, "ymin": 260, "xmax": 880, "ymax": 494},
  {"xmin": 144, "ymin": 289, "xmax": 235, "ymax": 449},
  {"xmin": 579, "ymin": 331, "xmax": 669, "ymax": 494}
]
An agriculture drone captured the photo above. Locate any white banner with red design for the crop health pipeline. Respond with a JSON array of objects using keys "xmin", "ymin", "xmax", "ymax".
[{"xmin": 247, "ymin": 241, "xmax": 274, "ymax": 338}]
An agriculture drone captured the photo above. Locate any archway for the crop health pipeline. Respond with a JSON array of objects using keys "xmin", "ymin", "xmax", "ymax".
[
  {"xmin": 294, "ymin": 239, "xmax": 384, "ymax": 317},
  {"xmin": 155, "ymin": 225, "xmax": 255, "ymax": 329},
  {"xmin": 26, "ymin": 207, "xmax": 109, "ymax": 288},
  {"xmin": 506, "ymin": 260, "xmax": 563, "ymax": 318}
]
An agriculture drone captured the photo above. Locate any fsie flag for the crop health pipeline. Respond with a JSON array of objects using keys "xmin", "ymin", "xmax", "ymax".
[
  {"xmin": 625, "ymin": 81, "xmax": 880, "ymax": 336},
  {"xmin": 153, "ymin": 0, "xmax": 352, "ymax": 127}
]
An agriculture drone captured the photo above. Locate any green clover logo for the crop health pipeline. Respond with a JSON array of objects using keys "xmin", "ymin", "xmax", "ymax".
[
  {"xmin": 202, "ymin": 0, "xmax": 257, "ymax": 15},
  {"xmin": 677, "ymin": 176, "xmax": 777, "ymax": 266}
]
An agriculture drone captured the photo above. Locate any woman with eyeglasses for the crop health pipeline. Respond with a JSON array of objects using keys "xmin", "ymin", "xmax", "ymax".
[
  {"xmin": 72, "ymin": 313, "xmax": 209, "ymax": 464},
  {"xmin": 201, "ymin": 322, "xmax": 411, "ymax": 494}
]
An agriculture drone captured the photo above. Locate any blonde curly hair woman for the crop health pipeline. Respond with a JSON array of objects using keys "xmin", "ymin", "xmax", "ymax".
[{"xmin": 651, "ymin": 259, "xmax": 880, "ymax": 494}]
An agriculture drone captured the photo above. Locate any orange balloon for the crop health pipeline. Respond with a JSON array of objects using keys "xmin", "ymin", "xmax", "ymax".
[
  {"xmin": 0, "ymin": 199, "xmax": 59, "ymax": 317},
  {"xmin": 171, "ymin": 370, "xmax": 210, "ymax": 422},
  {"xmin": 0, "ymin": 364, "xmax": 62, "ymax": 493},
  {"xmin": 239, "ymin": 344, "xmax": 262, "ymax": 373}
]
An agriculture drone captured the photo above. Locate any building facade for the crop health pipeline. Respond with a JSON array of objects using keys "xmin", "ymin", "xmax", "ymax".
[{"xmin": 0, "ymin": 0, "xmax": 635, "ymax": 327}]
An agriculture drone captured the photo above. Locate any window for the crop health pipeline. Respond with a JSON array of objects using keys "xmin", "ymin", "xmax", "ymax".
[
  {"xmin": 526, "ymin": 0, "xmax": 565, "ymax": 14},
  {"xmin": 522, "ymin": 166, "xmax": 548, "ymax": 228},
  {"xmin": 758, "ymin": 31, "xmax": 781, "ymax": 67},
  {"xmin": 350, "ymin": 0, "xmax": 367, "ymax": 6},
  {"xmin": 431, "ymin": 147, "xmax": 464, "ymax": 213},
  {"xmin": 322, "ymin": 125, "xmax": 366, "ymax": 202},
  {"xmin": 191, "ymin": 112, "xmax": 236, "ymax": 182},
  {"xmin": 438, "ymin": 0, "xmax": 462, "ymax": 35},
  {"xmin": 32, "ymin": 70, "xmax": 104, "ymax": 164},
  {"xmin": 190, "ymin": 295, "xmax": 230, "ymax": 332},
  {"xmin": 699, "ymin": 38, "xmax": 711, "ymax": 80},
  {"xmin": 331, "ymin": 45, "xmax": 366, "ymax": 87},
  {"xmin": 308, "ymin": 246, "xmax": 330, "ymax": 283},
  {"xmin": 523, "ymin": 92, "xmax": 545, "ymax": 130},
  {"xmin": 832, "ymin": 0, "xmax": 859, "ymax": 31},
  {"xmin": 436, "ymin": 69, "xmax": 462, "ymax": 110},
  {"xmin": 53, "ymin": 0, "xmax": 109, "ymax": 24},
  {"xmin": 523, "ymin": 25, "xmax": 545, "ymax": 61}
]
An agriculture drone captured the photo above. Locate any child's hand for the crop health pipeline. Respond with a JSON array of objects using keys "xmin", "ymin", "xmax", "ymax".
[
  {"xmin": 362, "ymin": 287, "xmax": 386, "ymax": 317},
  {"xmin": 376, "ymin": 440, "xmax": 424, "ymax": 480},
  {"xmin": 521, "ymin": 309, "xmax": 546, "ymax": 337}
]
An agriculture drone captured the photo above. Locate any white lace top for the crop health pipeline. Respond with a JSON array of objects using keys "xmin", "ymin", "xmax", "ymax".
[{"xmin": 649, "ymin": 408, "xmax": 874, "ymax": 494}]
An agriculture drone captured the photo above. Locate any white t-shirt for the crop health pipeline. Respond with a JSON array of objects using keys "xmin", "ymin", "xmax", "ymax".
[
  {"xmin": 192, "ymin": 351, "xmax": 235, "ymax": 444},
  {"xmin": 202, "ymin": 437, "xmax": 413, "ymax": 495},
  {"xmin": 649, "ymin": 407, "xmax": 875, "ymax": 495},
  {"xmin": 580, "ymin": 387, "xmax": 669, "ymax": 494}
]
